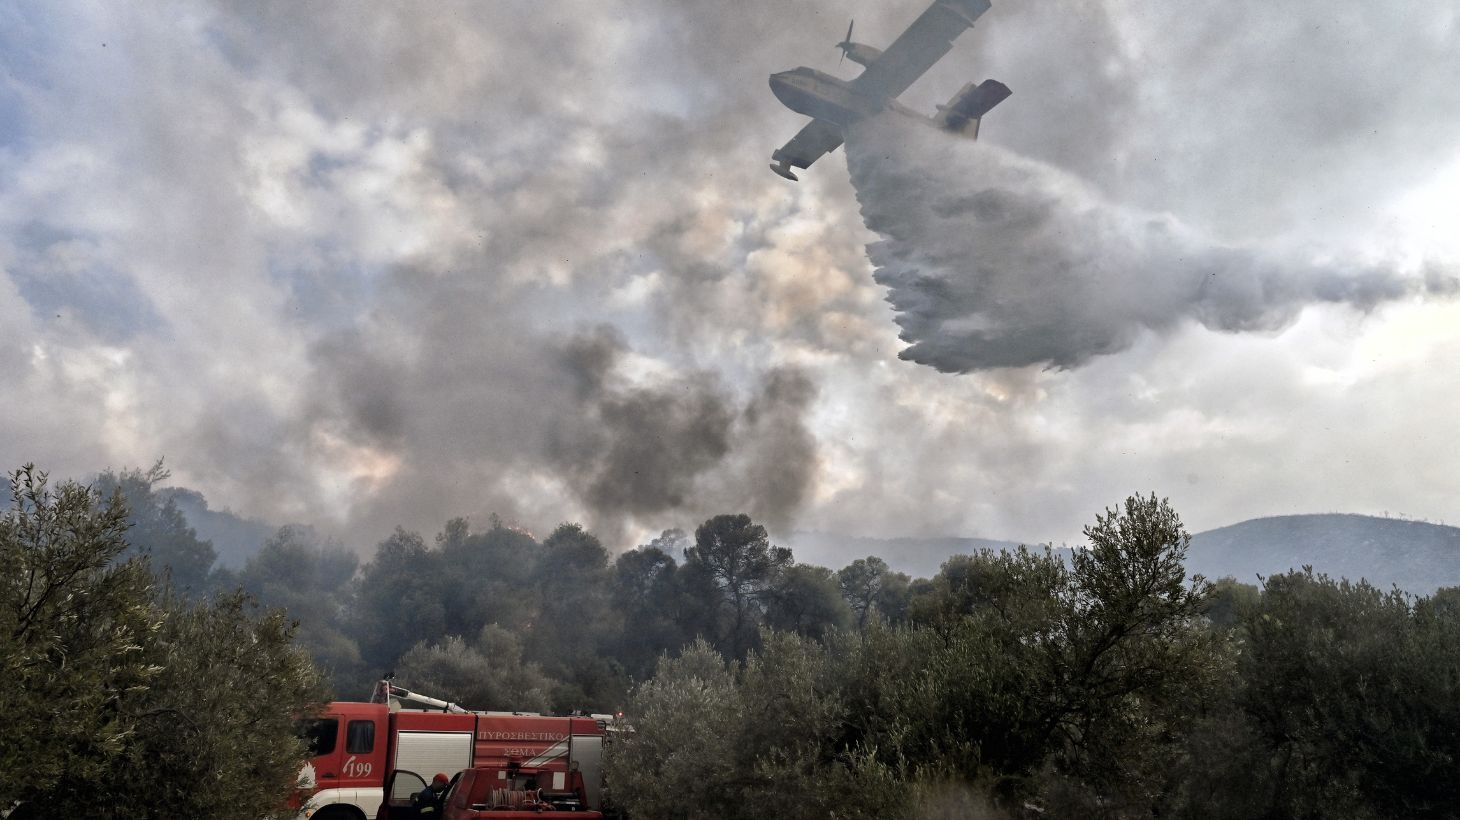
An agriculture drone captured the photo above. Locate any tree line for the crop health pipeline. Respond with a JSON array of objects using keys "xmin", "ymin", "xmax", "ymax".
[
  {"xmin": 78, "ymin": 463, "xmax": 925, "ymax": 711},
  {"xmin": 6, "ymin": 462, "xmax": 1460, "ymax": 818},
  {"xmin": 606, "ymin": 498, "xmax": 1460, "ymax": 819}
]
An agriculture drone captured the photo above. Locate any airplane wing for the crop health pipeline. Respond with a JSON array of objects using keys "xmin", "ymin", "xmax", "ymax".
[
  {"xmin": 851, "ymin": 0, "xmax": 993, "ymax": 102},
  {"xmin": 769, "ymin": 118, "xmax": 845, "ymax": 181}
]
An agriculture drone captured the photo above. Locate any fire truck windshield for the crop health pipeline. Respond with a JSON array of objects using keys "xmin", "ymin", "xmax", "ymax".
[{"xmin": 294, "ymin": 718, "xmax": 338, "ymax": 756}]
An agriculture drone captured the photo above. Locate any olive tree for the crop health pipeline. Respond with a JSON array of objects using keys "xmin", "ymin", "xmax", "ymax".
[
  {"xmin": 48, "ymin": 592, "xmax": 330, "ymax": 819},
  {"xmin": 2, "ymin": 464, "xmax": 328, "ymax": 818},
  {"xmin": 604, "ymin": 641, "xmax": 744, "ymax": 820},
  {"xmin": 0, "ymin": 465, "xmax": 159, "ymax": 802}
]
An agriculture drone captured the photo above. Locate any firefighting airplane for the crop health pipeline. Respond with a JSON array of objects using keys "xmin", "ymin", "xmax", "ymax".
[{"xmin": 768, "ymin": 0, "xmax": 1010, "ymax": 181}]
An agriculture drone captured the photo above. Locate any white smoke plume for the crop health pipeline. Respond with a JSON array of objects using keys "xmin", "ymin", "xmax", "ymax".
[{"xmin": 844, "ymin": 114, "xmax": 1445, "ymax": 373}]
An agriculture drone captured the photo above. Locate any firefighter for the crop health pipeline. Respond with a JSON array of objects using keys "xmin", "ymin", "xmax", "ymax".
[{"xmin": 414, "ymin": 772, "xmax": 450, "ymax": 816}]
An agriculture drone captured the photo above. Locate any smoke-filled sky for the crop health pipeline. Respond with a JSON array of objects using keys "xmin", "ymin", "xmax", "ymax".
[{"xmin": 3, "ymin": 1, "xmax": 1459, "ymax": 555}]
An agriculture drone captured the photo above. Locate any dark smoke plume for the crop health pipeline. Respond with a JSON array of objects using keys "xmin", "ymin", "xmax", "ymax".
[
  {"xmin": 554, "ymin": 326, "xmax": 736, "ymax": 518},
  {"xmin": 732, "ymin": 367, "xmax": 820, "ymax": 529},
  {"xmin": 550, "ymin": 327, "xmax": 819, "ymax": 533},
  {"xmin": 844, "ymin": 114, "xmax": 1441, "ymax": 373}
]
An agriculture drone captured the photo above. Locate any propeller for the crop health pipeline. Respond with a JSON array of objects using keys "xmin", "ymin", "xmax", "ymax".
[{"xmin": 837, "ymin": 19, "xmax": 854, "ymax": 65}]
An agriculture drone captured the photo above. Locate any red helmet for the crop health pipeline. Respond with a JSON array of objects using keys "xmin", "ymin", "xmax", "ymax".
[{"xmin": 433, "ymin": 773, "xmax": 450, "ymax": 787}]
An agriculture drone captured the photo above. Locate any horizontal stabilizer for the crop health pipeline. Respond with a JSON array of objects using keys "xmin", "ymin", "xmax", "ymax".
[
  {"xmin": 948, "ymin": 79, "xmax": 1011, "ymax": 119},
  {"xmin": 934, "ymin": 79, "xmax": 1011, "ymax": 137}
]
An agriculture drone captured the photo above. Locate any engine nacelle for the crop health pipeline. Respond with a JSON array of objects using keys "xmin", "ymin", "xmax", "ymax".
[{"xmin": 837, "ymin": 42, "xmax": 884, "ymax": 68}]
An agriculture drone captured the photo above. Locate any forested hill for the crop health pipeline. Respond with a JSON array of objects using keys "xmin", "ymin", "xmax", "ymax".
[
  {"xmin": 1186, "ymin": 513, "xmax": 1460, "ymax": 594},
  {"xmin": 158, "ymin": 487, "xmax": 274, "ymax": 568},
  {"xmin": 790, "ymin": 513, "xmax": 1460, "ymax": 594},
  {"xmin": 166, "ymin": 485, "xmax": 1460, "ymax": 592},
  {"xmin": 780, "ymin": 531, "xmax": 1022, "ymax": 579}
]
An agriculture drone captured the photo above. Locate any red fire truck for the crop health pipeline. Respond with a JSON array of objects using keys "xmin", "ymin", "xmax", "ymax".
[{"xmin": 294, "ymin": 681, "xmax": 612, "ymax": 820}]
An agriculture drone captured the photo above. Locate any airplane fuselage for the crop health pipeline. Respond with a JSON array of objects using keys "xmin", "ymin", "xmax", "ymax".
[
  {"xmin": 769, "ymin": 68, "xmax": 883, "ymax": 126},
  {"xmin": 769, "ymin": 67, "xmax": 929, "ymax": 128}
]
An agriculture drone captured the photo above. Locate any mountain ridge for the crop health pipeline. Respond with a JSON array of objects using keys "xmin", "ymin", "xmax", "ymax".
[
  {"xmin": 1185, "ymin": 513, "xmax": 1460, "ymax": 594},
  {"xmin": 783, "ymin": 513, "xmax": 1460, "ymax": 594}
]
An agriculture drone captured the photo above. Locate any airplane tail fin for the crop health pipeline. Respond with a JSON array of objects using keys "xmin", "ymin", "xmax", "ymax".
[{"xmin": 933, "ymin": 79, "xmax": 1011, "ymax": 139}]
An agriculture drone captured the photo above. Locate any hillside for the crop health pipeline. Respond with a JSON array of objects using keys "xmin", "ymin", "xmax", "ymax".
[
  {"xmin": 159, "ymin": 487, "xmax": 275, "ymax": 569},
  {"xmin": 786, "ymin": 514, "xmax": 1460, "ymax": 594},
  {"xmin": 1186, "ymin": 514, "xmax": 1460, "ymax": 594},
  {"xmin": 780, "ymin": 531, "xmax": 1024, "ymax": 580}
]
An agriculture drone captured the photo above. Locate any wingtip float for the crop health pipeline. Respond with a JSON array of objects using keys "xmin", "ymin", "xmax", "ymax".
[{"xmin": 769, "ymin": 159, "xmax": 800, "ymax": 181}]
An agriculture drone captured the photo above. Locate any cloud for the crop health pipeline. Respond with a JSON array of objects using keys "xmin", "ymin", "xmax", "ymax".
[{"xmin": 3, "ymin": 0, "xmax": 1460, "ymax": 556}]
